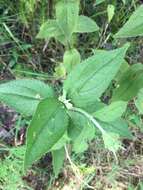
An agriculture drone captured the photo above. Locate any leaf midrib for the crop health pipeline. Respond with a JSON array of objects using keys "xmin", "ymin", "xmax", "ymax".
[
  {"xmin": 70, "ymin": 50, "xmax": 124, "ymax": 98},
  {"xmin": 27, "ymin": 104, "xmax": 60, "ymax": 154}
]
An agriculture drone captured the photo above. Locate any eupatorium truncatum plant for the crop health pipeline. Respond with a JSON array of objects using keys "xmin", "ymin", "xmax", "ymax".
[{"xmin": 1, "ymin": 1, "xmax": 143, "ymax": 176}]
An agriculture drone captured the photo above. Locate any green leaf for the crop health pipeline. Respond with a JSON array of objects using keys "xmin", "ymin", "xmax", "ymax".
[
  {"xmin": 115, "ymin": 60, "xmax": 129, "ymax": 81},
  {"xmin": 101, "ymin": 119, "xmax": 133, "ymax": 139},
  {"xmin": 51, "ymin": 132, "xmax": 70, "ymax": 151},
  {"xmin": 64, "ymin": 43, "xmax": 129, "ymax": 108},
  {"xmin": 24, "ymin": 98, "xmax": 69, "ymax": 170},
  {"xmin": 74, "ymin": 15, "xmax": 99, "ymax": 33},
  {"xmin": 82, "ymin": 100, "xmax": 105, "ymax": 114},
  {"xmin": 73, "ymin": 123, "xmax": 95, "ymax": 153},
  {"xmin": 107, "ymin": 4, "xmax": 115, "ymax": 23},
  {"xmin": 95, "ymin": 0, "xmax": 105, "ymax": 5},
  {"xmin": 68, "ymin": 111, "xmax": 95, "ymax": 153},
  {"xmin": 52, "ymin": 147, "xmax": 65, "ymax": 177},
  {"xmin": 112, "ymin": 63, "xmax": 143, "ymax": 101},
  {"xmin": 55, "ymin": 0, "xmax": 80, "ymax": 40},
  {"xmin": 36, "ymin": 20, "xmax": 63, "ymax": 39},
  {"xmin": 102, "ymin": 132, "xmax": 121, "ymax": 153},
  {"xmin": 93, "ymin": 101, "xmax": 127, "ymax": 122},
  {"xmin": 93, "ymin": 50, "xmax": 129, "ymax": 80},
  {"xmin": 115, "ymin": 5, "xmax": 143, "ymax": 38},
  {"xmin": 63, "ymin": 48, "xmax": 81, "ymax": 73},
  {"xmin": 68, "ymin": 111, "xmax": 89, "ymax": 141},
  {"xmin": 0, "ymin": 79, "xmax": 54, "ymax": 116},
  {"xmin": 135, "ymin": 88, "xmax": 143, "ymax": 114},
  {"xmin": 55, "ymin": 34, "xmax": 67, "ymax": 45},
  {"xmin": 36, "ymin": 19, "xmax": 68, "ymax": 45}
]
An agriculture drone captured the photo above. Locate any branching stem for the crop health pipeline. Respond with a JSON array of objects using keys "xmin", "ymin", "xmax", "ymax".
[{"xmin": 59, "ymin": 93, "xmax": 105, "ymax": 134}]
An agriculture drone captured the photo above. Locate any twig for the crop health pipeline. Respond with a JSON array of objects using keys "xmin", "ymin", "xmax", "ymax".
[{"xmin": 64, "ymin": 146, "xmax": 95, "ymax": 189}]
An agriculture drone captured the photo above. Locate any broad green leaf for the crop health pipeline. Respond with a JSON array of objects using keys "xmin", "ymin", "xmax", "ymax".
[
  {"xmin": 112, "ymin": 63, "xmax": 143, "ymax": 101},
  {"xmin": 115, "ymin": 5, "xmax": 143, "ymax": 38},
  {"xmin": 74, "ymin": 15, "xmax": 99, "ymax": 33},
  {"xmin": 55, "ymin": 0, "xmax": 80, "ymax": 40},
  {"xmin": 68, "ymin": 111, "xmax": 95, "ymax": 153},
  {"xmin": 55, "ymin": 34, "xmax": 67, "ymax": 45},
  {"xmin": 36, "ymin": 20, "xmax": 63, "ymax": 39},
  {"xmin": 51, "ymin": 132, "xmax": 70, "ymax": 151},
  {"xmin": 73, "ymin": 123, "xmax": 95, "ymax": 153},
  {"xmin": 0, "ymin": 79, "xmax": 54, "ymax": 116},
  {"xmin": 135, "ymin": 88, "xmax": 143, "ymax": 114},
  {"xmin": 63, "ymin": 48, "xmax": 81, "ymax": 73},
  {"xmin": 36, "ymin": 20, "xmax": 67, "ymax": 45},
  {"xmin": 64, "ymin": 43, "xmax": 129, "ymax": 108},
  {"xmin": 24, "ymin": 98, "xmax": 69, "ymax": 169},
  {"xmin": 82, "ymin": 100, "xmax": 105, "ymax": 114},
  {"xmin": 68, "ymin": 111, "xmax": 90, "ymax": 141},
  {"xmin": 107, "ymin": 4, "xmax": 115, "ymax": 23},
  {"xmin": 93, "ymin": 101, "xmax": 127, "ymax": 122},
  {"xmin": 52, "ymin": 147, "xmax": 65, "ymax": 177},
  {"xmin": 115, "ymin": 60, "xmax": 129, "ymax": 81},
  {"xmin": 92, "ymin": 49, "xmax": 129, "ymax": 79},
  {"xmin": 102, "ymin": 132, "xmax": 121, "ymax": 153},
  {"xmin": 100, "ymin": 119, "xmax": 133, "ymax": 139}
]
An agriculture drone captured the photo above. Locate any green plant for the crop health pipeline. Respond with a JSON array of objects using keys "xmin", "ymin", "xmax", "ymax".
[
  {"xmin": 37, "ymin": 0, "xmax": 99, "ymax": 77},
  {"xmin": 0, "ymin": 1, "xmax": 143, "ymax": 179},
  {"xmin": 0, "ymin": 44, "xmax": 130, "ymax": 176}
]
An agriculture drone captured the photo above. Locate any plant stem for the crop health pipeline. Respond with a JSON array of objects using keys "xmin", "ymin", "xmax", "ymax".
[
  {"xmin": 64, "ymin": 145, "xmax": 95, "ymax": 189},
  {"xmin": 59, "ymin": 95, "xmax": 105, "ymax": 133},
  {"xmin": 69, "ymin": 107, "xmax": 105, "ymax": 134}
]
